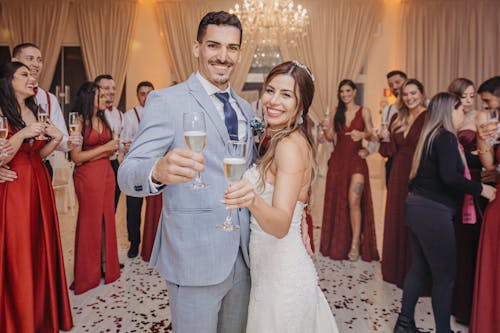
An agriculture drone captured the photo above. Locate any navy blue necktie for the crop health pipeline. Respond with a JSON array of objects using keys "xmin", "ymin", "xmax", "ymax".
[{"xmin": 214, "ymin": 92, "xmax": 239, "ymax": 140}]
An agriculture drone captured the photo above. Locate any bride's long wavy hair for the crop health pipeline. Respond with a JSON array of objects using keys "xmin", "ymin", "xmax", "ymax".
[{"xmin": 257, "ymin": 61, "xmax": 316, "ymax": 197}]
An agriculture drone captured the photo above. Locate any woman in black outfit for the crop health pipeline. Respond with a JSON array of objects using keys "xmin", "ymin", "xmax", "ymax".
[{"xmin": 393, "ymin": 92, "xmax": 496, "ymax": 333}]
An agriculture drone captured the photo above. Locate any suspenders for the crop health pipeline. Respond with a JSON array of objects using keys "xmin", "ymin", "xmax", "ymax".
[
  {"xmin": 45, "ymin": 91, "xmax": 51, "ymax": 116},
  {"xmin": 133, "ymin": 107, "xmax": 140, "ymax": 124}
]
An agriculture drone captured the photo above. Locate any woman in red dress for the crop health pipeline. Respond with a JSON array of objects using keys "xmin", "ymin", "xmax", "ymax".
[
  {"xmin": 142, "ymin": 194, "xmax": 163, "ymax": 261},
  {"xmin": 70, "ymin": 82, "xmax": 121, "ymax": 294},
  {"xmin": 0, "ymin": 62, "xmax": 73, "ymax": 332},
  {"xmin": 470, "ymin": 76, "xmax": 500, "ymax": 333},
  {"xmin": 447, "ymin": 78, "xmax": 487, "ymax": 325},
  {"xmin": 320, "ymin": 79, "xmax": 379, "ymax": 262},
  {"xmin": 379, "ymin": 79, "xmax": 426, "ymax": 287}
]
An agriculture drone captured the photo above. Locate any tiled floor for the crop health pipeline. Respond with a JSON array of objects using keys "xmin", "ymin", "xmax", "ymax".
[{"xmin": 54, "ymin": 149, "xmax": 469, "ymax": 332}]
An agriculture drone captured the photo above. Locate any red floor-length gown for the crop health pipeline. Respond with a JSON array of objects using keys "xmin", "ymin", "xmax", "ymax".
[
  {"xmin": 320, "ymin": 107, "xmax": 379, "ymax": 261},
  {"xmin": 452, "ymin": 129, "xmax": 487, "ymax": 324},
  {"xmin": 72, "ymin": 127, "xmax": 120, "ymax": 294},
  {"xmin": 379, "ymin": 112, "xmax": 425, "ymax": 287},
  {"xmin": 141, "ymin": 194, "xmax": 163, "ymax": 262},
  {"xmin": 0, "ymin": 135, "xmax": 73, "ymax": 332},
  {"xmin": 470, "ymin": 145, "xmax": 500, "ymax": 333}
]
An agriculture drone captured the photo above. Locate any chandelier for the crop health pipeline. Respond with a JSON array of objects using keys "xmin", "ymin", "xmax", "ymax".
[{"xmin": 229, "ymin": 0, "xmax": 310, "ymax": 45}]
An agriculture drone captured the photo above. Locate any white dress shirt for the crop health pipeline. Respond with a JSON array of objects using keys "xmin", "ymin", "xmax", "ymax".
[
  {"xmin": 123, "ymin": 105, "xmax": 144, "ymax": 140},
  {"xmin": 35, "ymin": 88, "xmax": 69, "ymax": 152},
  {"xmin": 196, "ymin": 72, "xmax": 247, "ymax": 141}
]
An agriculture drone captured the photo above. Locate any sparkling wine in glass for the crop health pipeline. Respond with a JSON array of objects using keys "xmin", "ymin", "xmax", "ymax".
[
  {"xmin": 68, "ymin": 112, "xmax": 80, "ymax": 135},
  {"xmin": 111, "ymin": 125, "xmax": 122, "ymax": 159},
  {"xmin": 217, "ymin": 140, "xmax": 247, "ymax": 231},
  {"xmin": 183, "ymin": 112, "xmax": 208, "ymax": 189},
  {"xmin": 486, "ymin": 109, "xmax": 500, "ymax": 146},
  {"xmin": 380, "ymin": 121, "xmax": 390, "ymax": 142},
  {"xmin": 0, "ymin": 116, "xmax": 8, "ymax": 159},
  {"xmin": 37, "ymin": 103, "xmax": 49, "ymax": 140}
]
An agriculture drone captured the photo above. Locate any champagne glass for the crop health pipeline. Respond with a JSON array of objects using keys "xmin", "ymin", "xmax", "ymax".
[
  {"xmin": 37, "ymin": 103, "xmax": 49, "ymax": 140},
  {"xmin": 217, "ymin": 140, "xmax": 247, "ymax": 231},
  {"xmin": 68, "ymin": 112, "xmax": 80, "ymax": 135},
  {"xmin": 0, "ymin": 116, "xmax": 8, "ymax": 159},
  {"xmin": 183, "ymin": 112, "xmax": 208, "ymax": 189},
  {"xmin": 111, "ymin": 125, "xmax": 122, "ymax": 159},
  {"xmin": 380, "ymin": 120, "xmax": 390, "ymax": 142},
  {"xmin": 485, "ymin": 109, "xmax": 500, "ymax": 147}
]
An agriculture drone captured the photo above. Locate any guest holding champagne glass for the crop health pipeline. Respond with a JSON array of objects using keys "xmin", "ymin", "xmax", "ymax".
[
  {"xmin": 394, "ymin": 92, "xmax": 495, "ymax": 333},
  {"xmin": 320, "ymin": 79, "xmax": 379, "ymax": 262},
  {"xmin": 470, "ymin": 76, "xmax": 500, "ymax": 333},
  {"xmin": 70, "ymin": 81, "xmax": 121, "ymax": 295},
  {"xmin": 0, "ymin": 61, "xmax": 73, "ymax": 332},
  {"xmin": 447, "ymin": 78, "xmax": 486, "ymax": 325},
  {"xmin": 379, "ymin": 79, "xmax": 427, "ymax": 288}
]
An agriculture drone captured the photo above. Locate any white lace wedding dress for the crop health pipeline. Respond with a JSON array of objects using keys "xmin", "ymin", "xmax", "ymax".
[{"xmin": 245, "ymin": 166, "xmax": 339, "ymax": 333}]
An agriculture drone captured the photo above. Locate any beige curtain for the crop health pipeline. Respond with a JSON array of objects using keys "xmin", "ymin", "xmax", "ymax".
[
  {"xmin": 75, "ymin": 0, "xmax": 137, "ymax": 102},
  {"xmin": 281, "ymin": 0, "xmax": 384, "ymax": 122},
  {"xmin": 1, "ymin": 0, "xmax": 70, "ymax": 90},
  {"xmin": 401, "ymin": 0, "xmax": 500, "ymax": 97},
  {"xmin": 154, "ymin": 0, "xmax": 258, "ymax": 93}
]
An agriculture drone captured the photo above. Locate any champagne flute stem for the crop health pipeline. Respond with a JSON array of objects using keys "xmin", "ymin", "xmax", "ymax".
[{"xmin": 225, "ymin": 209, "xmax": 232, "ymax": 224}]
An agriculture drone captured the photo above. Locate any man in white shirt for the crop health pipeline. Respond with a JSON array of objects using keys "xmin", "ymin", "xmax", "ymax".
[
  {"xmin": 0, "ymin": 42, "xmax": 80, "ymax": 183},
  {"xmin": 95, "ymin": 74, "xmax": 124, "ymax": 210},
  {"xmin": 364, "ymin": 70, "xmax": 407, "ymax": 184},
  {"xmin": 122, "ymin": 81, "xmax": 155, "ymax": 258}
]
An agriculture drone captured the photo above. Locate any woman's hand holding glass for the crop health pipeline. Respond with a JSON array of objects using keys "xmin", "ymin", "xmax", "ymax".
[
  {"xmin": 378, "ymin": 121, "xmax": 390, "ymax": 142},
  {"xmin": 68, "ymin": 112, "xmax": 83, "ymax": 148},
  {"xmin": 477, "ymin": 109, "xmax": 500, "ymax": 146},
  {"xmin": 45, "ymin": 121, "xmax": 64, "ymax": 143},
  {"xmin": 36, "ymin": 103, "xmax": 49, "ymax": 140},
  {"xmin": 481, "ymin": 183, "xmax": 497, "ymax": 202}
]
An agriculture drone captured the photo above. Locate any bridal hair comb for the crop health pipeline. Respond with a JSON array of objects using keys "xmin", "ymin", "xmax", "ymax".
[{"xmin": 292, "ymin": 60, "xmax": 315, "ymax": 82}]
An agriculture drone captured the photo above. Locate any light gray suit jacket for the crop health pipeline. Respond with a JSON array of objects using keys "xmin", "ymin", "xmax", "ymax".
[{"xmin": 118, "ymin": 74, "xmax": 254, "ymax": 286}]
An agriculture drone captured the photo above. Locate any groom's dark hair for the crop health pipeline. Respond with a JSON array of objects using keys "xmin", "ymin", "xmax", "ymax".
[{"xmin": 196, "ymin": 11, "xmax": 243, "ymax": 45}]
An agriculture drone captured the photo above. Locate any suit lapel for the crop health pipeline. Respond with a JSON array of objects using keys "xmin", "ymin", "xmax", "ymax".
[{"xmin": 187, "ymin": 74, "xmax": 229, "ymax": 144}]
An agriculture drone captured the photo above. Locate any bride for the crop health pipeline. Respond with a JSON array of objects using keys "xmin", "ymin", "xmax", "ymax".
[{"xmin": 224, "ymin": 61, "xmax": 338, "ymax": 333}]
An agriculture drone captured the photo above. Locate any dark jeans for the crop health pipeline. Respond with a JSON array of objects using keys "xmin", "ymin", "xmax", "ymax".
[
  {"xmin": 110, "ymin": 159, "xmax": 120, "ymax": 211},
  {"xmin": 126, "ymin": 196, "xmax": 144, "ymax": 246},
  {"xmin": 401, "ymin": 193, "xmax": 455, "ymax": 333}
]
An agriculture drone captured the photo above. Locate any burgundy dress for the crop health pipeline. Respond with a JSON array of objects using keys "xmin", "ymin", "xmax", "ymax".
[
  {"xmin": 0, "ymin": 134, "xmax": 73, "ymax": 332},
  {"xmin": 72, "ymin": 127, "xmax": 120, "ymax": 294},
  {"xmin": 141, "ymin": 194, "xmax": 162, "ymax": 262},
  {"xmin": 320, "ymin": 107, "xmax": 379, "ymax": 261},
  {"xmin": 452, "ymin": 130, "xmax": 486, "ymax": 323},
  {"xmin": 470, "ymin": 146, "xmax": 500, "ymax": 333},
  {"xmin": 379, "ymin": 112, "xmax": 425, "ymax": 287}
]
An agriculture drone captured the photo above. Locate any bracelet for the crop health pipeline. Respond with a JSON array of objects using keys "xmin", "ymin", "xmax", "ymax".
[{"xmin": 478, "ymin": 148, "xmax": 492, "ymax": 154}]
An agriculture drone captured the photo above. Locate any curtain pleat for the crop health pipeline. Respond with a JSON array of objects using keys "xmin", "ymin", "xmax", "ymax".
[
  {"xmin": 401, "ymin": 0, "xmax": 500, "ymax": 96},
  {"xmin": 74, "ymin": 0, "xmax": 137, "ymax": 103},
  {"xmin": 1, "ymin": 0, "xmax": 70, "ymax": 90}
]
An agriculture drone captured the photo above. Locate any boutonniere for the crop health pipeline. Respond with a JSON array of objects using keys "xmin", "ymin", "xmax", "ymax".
[{"xmin": 250, "ymin": 117, "xmax": 265, "ymax": 136}]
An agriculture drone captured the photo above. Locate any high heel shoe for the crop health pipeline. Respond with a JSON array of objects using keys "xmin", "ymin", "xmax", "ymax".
[{"xmin": 347, "ymin": 243, "xmax": 359, "ymax": 261}]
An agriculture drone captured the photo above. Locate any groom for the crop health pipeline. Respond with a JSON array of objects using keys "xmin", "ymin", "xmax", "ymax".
[{"xmin": 118, "ymin": 11, "xmax": 253, "ymax": 333}]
